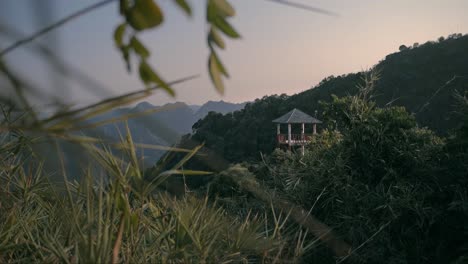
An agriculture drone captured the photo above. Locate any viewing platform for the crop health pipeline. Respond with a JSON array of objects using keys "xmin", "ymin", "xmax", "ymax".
[
  {"xmin": 277, "ymin": 134, "xmax": 314, "ymax": 145},
  {"xmin": 272, "ymin": 108, "xmax": 322, "ymax": 154}
]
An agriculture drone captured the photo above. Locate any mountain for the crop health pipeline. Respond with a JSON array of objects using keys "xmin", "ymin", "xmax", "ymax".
[
  {"xmin": 188, "ymin": 104, "xmax": 202, "ymax": 113},
  {"xmin": 189, "ymin": 33, "xmax": 468, "ymax": 163},
  {"xmin": 91, "ymin": 100, "xmax": 247, "ymax": 142},
  {"xmin": 134, "ymin": 101, "xmax": 196, "ymax": 134},
  {"xmin": 194, "ymin": 100, "xmax": 247, "ymax": 120},
  {"xmin": 79, "ymin": 100, "xmax": 246, "ymax": 167}
]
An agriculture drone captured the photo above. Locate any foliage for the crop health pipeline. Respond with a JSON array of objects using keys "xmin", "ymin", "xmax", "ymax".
[
  {"xmin": 114, "ymin": 0, "xmax": 239, "ymax": 95},
  {"xmin": 1, "ymin": 2, "xmax": 468, "ymax": 263},
  {"xmin": 0, "ymin": 113, "xmax": 313, "ymax": 263},
  {"xmin": 0, "ymin": 2, "xmax": 313, "ymax": 262},
  {"xmin": 249, "ymin": 91, "xmax": 468, "ymax": 263},
  {"xmin": 178, "ymin": 76, "xmax": 468, "ymax": 262},
  {"xmin": 189, "ymin": 34, "xmax": 468, "ymax": 163}
]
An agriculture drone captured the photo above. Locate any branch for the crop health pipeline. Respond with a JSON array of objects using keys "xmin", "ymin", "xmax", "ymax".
[{"xmin": 264, "ymin": 0, "xmax": 339, "ymax": 17}]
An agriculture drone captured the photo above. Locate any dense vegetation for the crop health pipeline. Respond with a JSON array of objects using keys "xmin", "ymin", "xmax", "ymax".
[
  {"xmin": 1, "ymin": 0, "xmax": 467, "ymax": 261},
  {"xmin": 161, "ymin": 35, "xmax": 468, "ymax": 262},
  {"xmin": 254, "ymin": 92, "xmax": 468, "ymax": 262},
  {"xmin": 190, "ymin": 34, "xmax": 468, "ymax": 163},
  {"xmin": 2, "ymin": 1, "xmax": 305, "ymax": 262},
  {"xmin": 0, "ymin": 122, "xmax": 311, "ymax": 263},
  {"xmin": 184, "ymin": 84, "xmax": 468, "ymax": 263},
  {"xmin": 3, "ymin": 77, "xmax": 466, "ymax": 263}
]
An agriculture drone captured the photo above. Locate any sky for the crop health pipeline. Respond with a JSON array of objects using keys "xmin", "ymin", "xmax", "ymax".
[{"xmin": 1, "ymin": 0, "xmax": 468, "ymax": 107}]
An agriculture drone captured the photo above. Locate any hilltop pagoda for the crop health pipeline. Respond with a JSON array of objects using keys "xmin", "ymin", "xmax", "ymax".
[{"xmin": 272, "ymin": 108, "xmax": 322, "ymax": 155}]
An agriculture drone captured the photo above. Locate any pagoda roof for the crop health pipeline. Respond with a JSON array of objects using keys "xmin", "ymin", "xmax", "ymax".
[{"xmin": 272, "ymin": 108, "xmax": 322, "ymax": 124}]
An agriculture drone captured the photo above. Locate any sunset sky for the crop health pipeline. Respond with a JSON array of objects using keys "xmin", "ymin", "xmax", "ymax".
[{"xmin": 1, "ymin": 0, "xmax": 468, "ymax": 107}]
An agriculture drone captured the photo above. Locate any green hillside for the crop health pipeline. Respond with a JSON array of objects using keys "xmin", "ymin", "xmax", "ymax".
[{"xmin": 190, "ymin": 34, "xmax": 468, "ymax": 162}]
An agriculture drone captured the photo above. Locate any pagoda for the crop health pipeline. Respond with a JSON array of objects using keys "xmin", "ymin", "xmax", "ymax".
[{"xmin": 272, "ymin": 108, "xmax": 322, "ymax": 155}]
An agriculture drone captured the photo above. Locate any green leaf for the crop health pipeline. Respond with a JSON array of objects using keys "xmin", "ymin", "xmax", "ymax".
[
  {"xmin": 127, "ymin": 0, "xmax": 164, "ymax": 31},
  {"xmin": 210, "ymin": 49, "xmax": 228, "ymax": 77},
  {"xmin": 208, "ymin": 28, "xmax": 225, "ymax": 49},
  {"xmin": 208, "ymin": 53, "xmax": 224, "ymax": 94},
  {"xmin": 130, "ymin": 212, "xmax": 139, "ymax": 230},
  {"xmin": 206, "ymin": 2, "xmax": 217, "ymax": 22},
  {"xmin": 130, "ymin": 36, "xmax": 150, "ymax": 58},
  {"xmin": 120, "ymin": 45, "xmax": 131, "ymax": 72},
  {"xmin": 138, "ymin": 61, "xmax": 175, "ymax": 96},
  {"xmin": 138, "ymin": 60, "xmax": 152, "ymax": 85},
  {"xmin": 212, "ymin": 0, "xmax": 235, "ymax": 17},
  {"xmin": 120, "ymin": 0, "xmax": 131, "ymax": 15},
  {"xmin": 123, "ymin": 121, "xmax": 141, "ymax": 180},
  {"xmin": 114, "ymin": 23, "xmax": 126, "ymax": 48},
  {"xmin": 174, "ymin": 0, "xmax": 192, "ymax": 16},
  {"xmin": 213, "ymin": 17, "xmax": 240, "ymax": 38}
]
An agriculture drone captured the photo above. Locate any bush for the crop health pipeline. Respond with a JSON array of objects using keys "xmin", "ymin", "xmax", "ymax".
[{"xmin": 254, "ymin": 93, "xmax": 468, "ymax": 263}]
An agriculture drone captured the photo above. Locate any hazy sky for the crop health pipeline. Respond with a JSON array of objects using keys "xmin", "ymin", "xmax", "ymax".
[{"xmin": 1, "ymin": 0, "xmax": 468, "ymax": 106}]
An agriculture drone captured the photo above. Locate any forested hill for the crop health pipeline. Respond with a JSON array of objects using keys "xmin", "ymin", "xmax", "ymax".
[{"xmin": 190, "ymin": 34, "xmax": 468, "ymax": 162}]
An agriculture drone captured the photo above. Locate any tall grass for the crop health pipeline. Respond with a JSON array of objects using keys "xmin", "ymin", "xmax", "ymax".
[{"xmin": 0, "ymin": 103, "xmax": 314, "ymax": 263}]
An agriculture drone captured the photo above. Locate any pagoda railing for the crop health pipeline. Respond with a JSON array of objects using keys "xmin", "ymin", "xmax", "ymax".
[{"xmin": 277, "ymin": 134, "xmax": 313, "ymax": 144}]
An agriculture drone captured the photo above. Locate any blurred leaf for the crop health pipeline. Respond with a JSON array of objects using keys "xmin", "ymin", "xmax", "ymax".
[
  {"xmin": 174, "ymin": 0, "xmax": 192, "ymax": 16},
  {"xmin": 114, "ymin": 23, "xmax": 126, "ymax": 48},
  {"xmin": 126, "ymin": 0, "xmax": 164, "ymax": 31},
  {"xmin": 208, "ymin": 53, "xmax": 224, "ymax": 94},
  {"xmin": 206, "ymin": 2, "xmax": 217, "ymax": 21},
  {"xmin": 120, "ymin": 45, "xmax": 131, "ymax": 72},
  {"xmin": 123, "ymin": 121, "xmax": 141, "ymax": 180},
  {"xmin": 138, "ymin": 60, "xmax": 152, "ymax": 85},
  {"xmin": 213, "ymin": 17, "xmax": 240, "ymax": 38},
  {"xmin": 210, "ymin": 50, "xmax": 228, "ymax": 77},
  {"xmin": 208, "ymin": 28, "xmax": 225, "ymax": 49},
  {"xmin": 212, "ymin": 0, "xmax": 236, "ymax": 17},
  {"xmin": 119, "ymin": 0, "xmax": 131, "ymax": 15},
  {"xmin": 138, "ymin": 61, "xmax": 175, "ymax": 96},
  {"xmin": 205, "ymin": 0, "xmax": 237, "ymax": 94},
  {"xmin": 130, "ymin": 36, "xmax": 150, "ymax": 58}
]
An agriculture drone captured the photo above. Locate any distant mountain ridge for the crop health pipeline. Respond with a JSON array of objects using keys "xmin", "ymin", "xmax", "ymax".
[
  {"xmin": 194, "ymin": 101, "xmax": 247, "ymax": 120},
  {"xmin": 80, "ymin": 100, "xmax": 246, "ymax": 167},
  {"xmin": 130, "ymin": 100, "xmax": 247, "ymax": 134}
]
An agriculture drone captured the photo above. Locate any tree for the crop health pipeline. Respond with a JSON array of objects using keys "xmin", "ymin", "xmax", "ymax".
[{"xmin": 256, "ymin": 91, "xmax": 467, "ymax": 263}]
